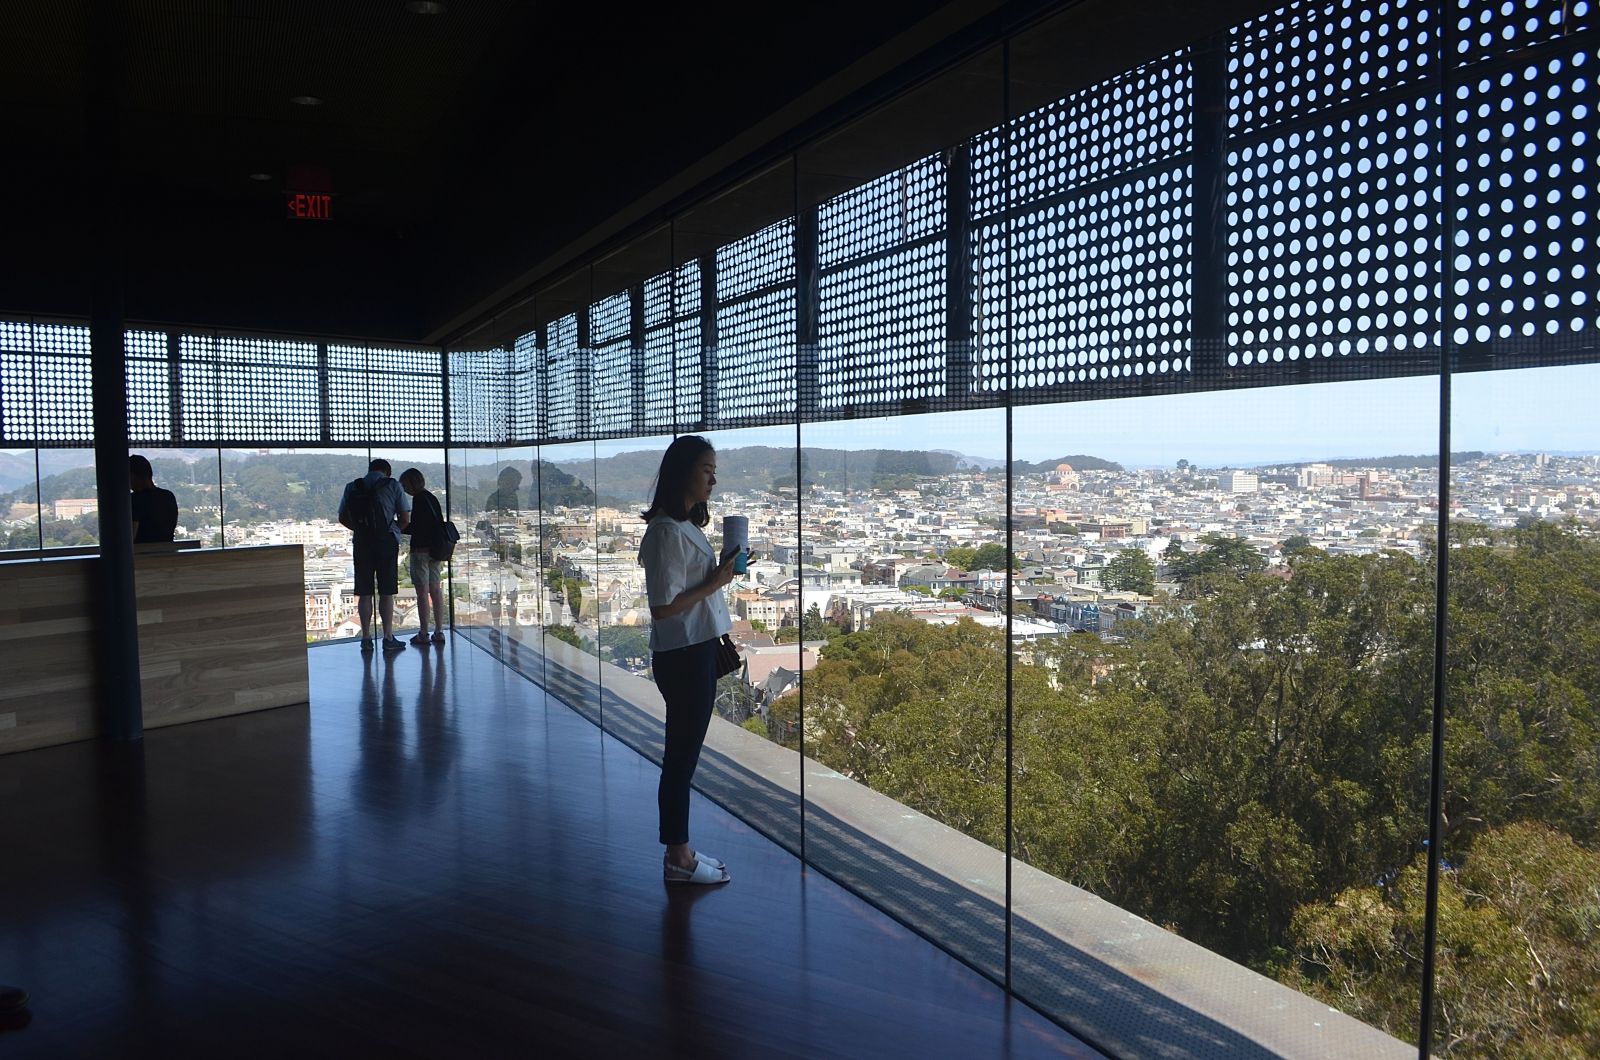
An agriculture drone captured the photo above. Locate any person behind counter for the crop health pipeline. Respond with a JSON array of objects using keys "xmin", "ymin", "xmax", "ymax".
[{"xmin": 129, "ymin": 454, "xmax": 179, "ymax": 543}]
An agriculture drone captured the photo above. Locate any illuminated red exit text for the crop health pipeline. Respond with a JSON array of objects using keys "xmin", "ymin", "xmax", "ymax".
[{"xmin": 286, "ymin": 193, "xmax": 332, "ymax": 220}]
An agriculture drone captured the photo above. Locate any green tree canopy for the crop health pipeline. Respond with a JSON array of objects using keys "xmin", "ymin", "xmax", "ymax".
[{"xmin": 1103, "ymin": 548, "xmax": 1156, "ymax": 594}]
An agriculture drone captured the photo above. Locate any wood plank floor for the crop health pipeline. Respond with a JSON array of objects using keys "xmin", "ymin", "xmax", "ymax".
[{"xmin": 0, "ymin": 637, "xmax": 1100, "ymax": 1059}]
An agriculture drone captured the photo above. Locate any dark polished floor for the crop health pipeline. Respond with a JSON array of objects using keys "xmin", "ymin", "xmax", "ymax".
[{"xmin": 0, "ymin": 637, "xmax": 1099, "ymax": 1058}]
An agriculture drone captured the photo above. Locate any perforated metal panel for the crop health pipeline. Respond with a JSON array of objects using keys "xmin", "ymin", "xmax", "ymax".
[
  {"xmin": 510, "ymin": 334, "xmax": 540, "ymax": 442},
  {"xmin": 449, "ymin": 346, "xmax": 510, "ymax": 445},
  {"xmin": 1449, "ymin": 19, "xmax": 1599, "ymax": 358},
  {"xmin": 178, "ymin": 333, "xmax": 321, "ymax": 444},
  {"xmin": 590, "ymin": 336, "xmax": 635, "ymax": 437},
  {"xmin": 0, "ymin": 320, "xmax": 93, "ymax": 445},
  {"xmin": 717, "ymin": 218, "xmax": 796, "ymax": 301},
  {"xmin": 1228, "ymin": 0, "xmax": 1439, "ymax": 139},
  {"xmin": 716, "ymin": 290, "xmax": 796, "ymax": 422},
  {"xmin": 1454, "ymin": 0, "xmax": 1592, "ymax": 64},
  {"xmin": 713, "ymin": 221, "xmax": 797, "ymax": 422},
  {"xmin": 1226, "ymin": 90, "xmax": 1442, "ymax": 366},
  {"xmin": 976, "ymin": 50, "xmax": 1193, "ymax": 220},
  {"xmin": 814, "ymin": 158, "xmax": 948, "ymax": 409},
  {"xmin": 124, "ymin": 329, "xmax": 171, "ymax": 444},
  {"xmin": 544, "ymin": 314, "xmax": 583, "ymax": 440},
  {"xmin": 643, "ymin": 318, "xmax": 702, "ymax": 431},
  {"xmin": 327, "ymin": 344, "xmax": 443, "ymax": 443}
]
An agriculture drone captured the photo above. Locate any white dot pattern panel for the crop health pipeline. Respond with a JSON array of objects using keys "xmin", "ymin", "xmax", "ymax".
[
  {"xmin": 715, "ymin": 289, "xmax": 797, "ymax": 421},
  {"xmin": 1010, "ymin": 165, "xmax": 1194, "ymax": 388},
  {"xmin": 1229, "ymin": 0, "xmax": 1438, "ymax": 138},
  {"xmin": 544, "ymin": 314, "xmax": 582, "ymax": 440},
  {"xmin": 642, "ymin": 319, "xmax": 703, "ymax": 432},
  {"xmin": 1453, "ymin": 0, "xmax": 1592, "ymax": 66},
  {"xmin": 179, "ymin": 334, "xmax": 319, "ymax": 444},
  {"xmin": 643, "ymin": 259, "xmax": 702, "ymax": 328},
  {"xmin": 328, "ymin": 344, "xmax": 443, "ymax": 443},
  {"xmin": 589, "ymin": 291, "xmax": 631, "ymax": 346},
  {"xmin": 971, "ymin": 220, "xmax": 1013, "ymax": 397},
  {"xmin": 510, "ymin": 334, "xmax": 540, "ymax": 442},
  {"xmin": 0, "ymin": 321, "xmax": 93, "ymax": 445},
  {"xmin": 590, "ymin": 338, "xmax": 634, "ymax": 436},
  {"xmin": 448, "ymin": 347, "xmax": 510, "ymax": 445},
  {"xmin": 818, "ymin": 240, "xmax": 947, "ymax": 406},
  {"xmin": 717, "ymin": 219, "xmax": 796, "ymax": 302},
  {"xmin": 124, "ymin": 329, "xmax": 171, "ymax": 444},
  {"xmin": 1227, "ymin": 93, "xmax": 1443, "ymax": 365},
  {"xmin": 1450, "ymin": 38, "xmax": 1600, "ymax": 351},
  {"xmin": 819, "ymin": 155, "xmax": 946, "ymax": 268},
  {"xmin": 973, "ymin": 50, "xmax": 1192, "ymax": 221}
]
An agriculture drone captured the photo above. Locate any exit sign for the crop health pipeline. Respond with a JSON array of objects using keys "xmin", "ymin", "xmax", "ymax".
[{"xmin": 286, "ymin": 192, "xmax": 332, "ymax": 220}]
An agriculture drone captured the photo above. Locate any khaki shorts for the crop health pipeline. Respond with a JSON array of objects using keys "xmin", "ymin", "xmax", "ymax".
[{"xmin": 409, "ymin": 548, "xmax": 442, "ymax": 590}]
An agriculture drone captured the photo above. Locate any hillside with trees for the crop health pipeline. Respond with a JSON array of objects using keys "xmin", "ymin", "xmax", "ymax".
[{"xmin": 764, "ymin": 524, "xmax": 1600, "ymax": 1056}]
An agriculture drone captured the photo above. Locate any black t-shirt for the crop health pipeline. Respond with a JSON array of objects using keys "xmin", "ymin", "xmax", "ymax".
[
  {"xmin": 131, "ymin": 487, "xmax": 179, "ymax": 543},
  {"xmin": 406, "ymin": 489, "xmax": 442, "ymax": 549}
]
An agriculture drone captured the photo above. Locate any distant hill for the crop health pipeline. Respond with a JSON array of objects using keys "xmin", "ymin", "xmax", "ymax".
[
  {"xmin": 1321, "ymin": 452, "xmax": 1484, "ymax": 470},
  {"xmin": 1013, "ymin": 454, "xmax": 1125, "ymax": 474},
  {"xmin": 555, "ymin": 446, "xmax": 988, "ymax": 501},
  {"xmin": 3, "ymin": 446, "xmax": 1124, "ymax": 523}
]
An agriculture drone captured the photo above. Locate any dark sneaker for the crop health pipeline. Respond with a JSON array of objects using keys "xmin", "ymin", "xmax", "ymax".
[
  {"xmin": 359, "ymin": 637, "xmax": 374, "ymax": 653},
  {"xmin": 380, "ymin": 636, "xmax": 406, "ymax": 653}
]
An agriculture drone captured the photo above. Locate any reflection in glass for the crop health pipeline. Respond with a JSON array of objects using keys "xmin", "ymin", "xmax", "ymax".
[
  {"xmin": 218, "ymin": 448, "xmax": 370, "ymax": 639},
  {"xmin": 0, "ymin": 448, "xmax": 42, "ymax": 552},
  {"xmin": 33, "ymin": 448, "xmax": 100, "ymax": 548},
  {"xmin": 1424, "ymin": 367, "xmax": 1600, "ymax": 1056},
  {"xmin": 539, "ymin": 442, "xmax": 601, "ymax": 724},
  {"xmin": 798, "ymin": 411, "xmax": 1007, "ymax": 981},
  {"xmin": 1008, "ymin": 382, "xmax": 1437, "ymax": 1054}
]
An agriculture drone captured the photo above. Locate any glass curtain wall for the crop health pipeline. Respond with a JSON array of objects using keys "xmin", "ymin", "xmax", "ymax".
[
  {"xmin": 539, "ymin": 440, "xmax": 601, "ymax": 726},
  {"xmin": 0, "ymin": 448, "xmax": 42, "ymax": 551},
  {"xmin": 450, "ymin": 448, "xmax": 504, "ymax": 634},
  {"xmin": 1438, "ymin": 365, "xmax": 1600, "ymax": 1057},
  {"xmin": 0, "ymin": 0, "xmax": 1564, "ymax": 1051}
]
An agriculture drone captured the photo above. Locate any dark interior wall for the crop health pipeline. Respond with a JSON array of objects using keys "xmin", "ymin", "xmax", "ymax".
[{"xmin": 0, "ymin": 167, "xmax": 424, "ymax": 340}]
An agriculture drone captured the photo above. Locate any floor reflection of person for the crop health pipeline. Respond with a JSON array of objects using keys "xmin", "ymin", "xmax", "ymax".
[{"xmin": 639, "ymin": 436, "xmax": 738, "ymax": 886}]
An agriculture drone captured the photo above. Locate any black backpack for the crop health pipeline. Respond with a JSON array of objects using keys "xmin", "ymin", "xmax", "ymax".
[
  {"xmin": 346, "ymin": 476, "xmax": 392, "ymax": 538},
  {"xmin": 424, "ymin": 492, "xmax": 461, "ymax": 562}
]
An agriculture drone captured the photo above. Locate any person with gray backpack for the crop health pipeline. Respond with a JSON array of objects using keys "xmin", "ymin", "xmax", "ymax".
[{"xmin": 339, "ymin": 457, "xmax": 411, "ymax": 653}]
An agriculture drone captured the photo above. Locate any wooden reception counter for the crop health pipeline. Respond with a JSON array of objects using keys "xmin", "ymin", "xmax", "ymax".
[{"xmin": 0, "ymin": 544, "xmax": 310, "ymax": 754}]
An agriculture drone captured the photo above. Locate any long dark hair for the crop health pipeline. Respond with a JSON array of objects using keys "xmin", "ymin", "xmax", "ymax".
[{"xmin": 641, "ymin": 435, "xmax": 713, "ymax": 527}]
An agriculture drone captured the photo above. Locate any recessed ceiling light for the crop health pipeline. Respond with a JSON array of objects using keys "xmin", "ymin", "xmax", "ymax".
[
  {"xmin": 290, "ymin": 95, "xmax": 323, "ymax": 106},
  {"xmin": 249, "ymin": 172, "xmax": 273, "ymax": 182},
  {"xmin": 405, "ymin": 1, "xmax": 444, "ymax": 13}
]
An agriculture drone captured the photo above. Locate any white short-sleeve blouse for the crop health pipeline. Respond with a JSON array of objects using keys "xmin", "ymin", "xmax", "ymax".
[{"xmin": 639, "ymin": 515, "xmax": 733, "ymax": 652}]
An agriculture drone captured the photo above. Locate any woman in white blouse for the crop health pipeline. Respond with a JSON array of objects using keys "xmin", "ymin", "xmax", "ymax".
[{"xmin": 639, "ymin": 435, "xmax": 739, "ymax": 885}]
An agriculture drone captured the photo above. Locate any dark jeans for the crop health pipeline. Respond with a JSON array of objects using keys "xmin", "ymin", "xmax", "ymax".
[{"xmin": 652, "ymin": 638, "xmax": 718, "ymax": 846}]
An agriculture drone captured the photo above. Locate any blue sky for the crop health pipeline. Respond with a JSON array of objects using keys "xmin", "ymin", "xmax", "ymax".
[{"xmin": 11, "ymin": 364, "xmax": 1592, "ymax": 474}]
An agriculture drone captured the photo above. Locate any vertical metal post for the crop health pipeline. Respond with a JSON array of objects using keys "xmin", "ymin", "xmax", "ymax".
[
  {"xmin": 1000, "ymin": 37, "xmax": 1014, "ymax": 993},
  {"xmin": 945, "ymin": 142, "xmax": 974, "ymax": 399},
  {"xmin": 796, "ymin": 201, "xmax": 820, "ymax": 423},
  {"xmin": 89, "ymin": 0, "xmax": 142, "ymax": 742},
  {"xmin": 165, "ymin": 328, "xmax": 183, "ymax": 442},
  {"xmin": 698, "ymin": 252, "xmax": 718, "ymax": 429},
  {"xmin": 1419, "ymin": 3, "xmax": 1453, "ymax": 1053},
  {"xmin": 629, "ymin": 282, "xmax": 646, "ymax": 430},
  {"xmin": 575, "ymin": 306, "xmax": 593, "ymax": 441},
  {"xmin": 793, "ymin": 162, "xmax": 812, "ymax": 864},
  {"xmin": 441, "ymin": 346, "xmax": 455, "ymax": 629},
  {"xmin": 316, "ymin": 342, "xmax": 331, "ymax": 444},
  {"xmin": 1190, "ymin": 34, "xmax": 1229, "ymax": 375}
]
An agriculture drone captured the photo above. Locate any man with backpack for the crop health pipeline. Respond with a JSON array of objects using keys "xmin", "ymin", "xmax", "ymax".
[{"xmin": 339, "ymin": 458, "xmax": 411, "ymax": 653}]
